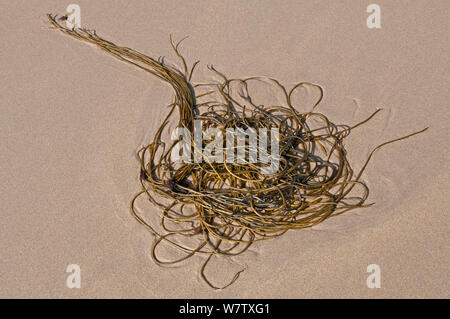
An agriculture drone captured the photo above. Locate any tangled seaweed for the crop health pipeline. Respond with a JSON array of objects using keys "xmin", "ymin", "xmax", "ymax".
[{"xmin": 47, "ymin": 14, "xmax": 427, "ymax": 289}]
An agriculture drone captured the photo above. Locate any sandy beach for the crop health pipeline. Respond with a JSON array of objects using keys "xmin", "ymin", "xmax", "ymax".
[{"xmin": 0, "ymin": 0, "xmax": 448, "ymax": 298}]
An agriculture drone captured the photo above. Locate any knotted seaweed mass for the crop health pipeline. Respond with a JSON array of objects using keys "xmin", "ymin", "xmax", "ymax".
[{"xmin": 47, "ymin": 14, "xmax": 427, "ymax": 289}]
